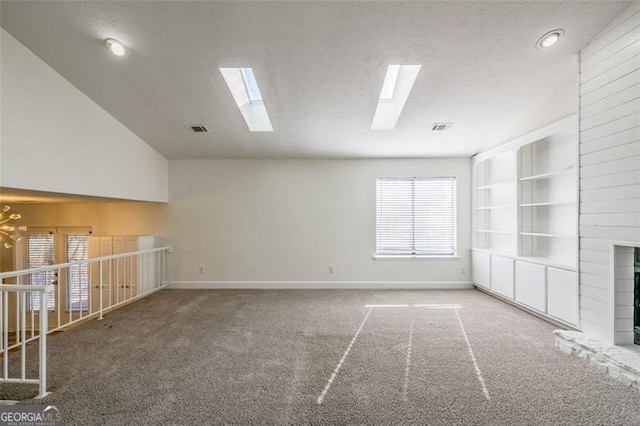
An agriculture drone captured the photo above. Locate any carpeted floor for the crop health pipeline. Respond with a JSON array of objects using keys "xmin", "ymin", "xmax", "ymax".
[{"xmin": 3, "ymin": 289, "xmax": 640, "ymax": 425}]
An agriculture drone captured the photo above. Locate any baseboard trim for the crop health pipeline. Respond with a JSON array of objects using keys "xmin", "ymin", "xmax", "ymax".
[{"xmin": 168, "ymin": 281, "xmax": 474, "ymax": 290}]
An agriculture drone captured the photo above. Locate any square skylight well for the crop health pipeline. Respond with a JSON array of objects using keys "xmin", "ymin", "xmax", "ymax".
[
  {"xmin": 371, "ymin": 65, "xmax": 421, "ymax": 130},
  {"xmin": 219, "ymin": 67, "xmax": 273, "ymax": 132}
]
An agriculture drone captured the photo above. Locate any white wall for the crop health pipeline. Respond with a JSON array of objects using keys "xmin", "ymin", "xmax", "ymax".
[
  {"xmin": 578, "ymin": 3, "xmax": 640, "ymax": 341},
  {"xmin": 167, "ymin": 159, "xmax": 471, "ymax": 287},
  {"xmin": 0, "ymin": 29, "xmax": 168, "ymax": 202},
  {"xmin": 505, "ymin": 55, "xmax": 579, "ymax": 151}
]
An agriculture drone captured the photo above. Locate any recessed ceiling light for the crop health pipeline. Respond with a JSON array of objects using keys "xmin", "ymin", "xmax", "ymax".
[
  {"xmin": 220, "ymin": 67, "xmax": 273, "ymax": 132},
  {"xmin": 371, "ymin": 65, "xmax": 421, "ymax": 131},
  {"xmin": 104, "ymin": 38, "xmax": 126, "ymax": 56},
  {"xmin": 536, "ymin": 29, "xmax": 565, "ymax": 49}
]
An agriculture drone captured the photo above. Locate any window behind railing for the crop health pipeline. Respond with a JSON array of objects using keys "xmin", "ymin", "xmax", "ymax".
[
  {"xmin": 66, "ymin": 234, "xmax": 89, "ymax": 311},
  {"xmin": 24, "ymin": 233, "xmax": 55, "ymax": 311}
]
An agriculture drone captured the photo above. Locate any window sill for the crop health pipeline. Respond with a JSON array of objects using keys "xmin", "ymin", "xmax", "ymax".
[{"xmin": 372, "ymin": 254, "xmax": 461, "ymax": 260}]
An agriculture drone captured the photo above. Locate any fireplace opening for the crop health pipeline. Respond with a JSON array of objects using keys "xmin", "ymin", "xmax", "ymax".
[{"xmin": 635, "ymin": 247, "xmax": 639, "ymax": 346}]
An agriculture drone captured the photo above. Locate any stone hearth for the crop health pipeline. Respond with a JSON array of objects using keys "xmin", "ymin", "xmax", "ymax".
[{"xmin": 555, "ymin": 330, "xmax": 640, "ymax": 391}]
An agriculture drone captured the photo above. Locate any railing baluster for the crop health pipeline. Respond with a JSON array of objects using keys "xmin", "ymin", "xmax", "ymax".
[
  {"xmin": 1, "ymin": 247, "xmax": 169, "ymax": 399},
  {"xmin": 88, "ymin": 262, "xmax": 93, "ymax": 315},
  {"xmin": 15, "ymin": 291, "xmax": 20, "ymax": 348},
  {"xmin": 57, "ymin": 267, "xmax": 61, "ymax": 329},
  {"xmin": 116, "ymin": 257, "xmax": 120, "ymax": 305},
  {"xmin": 30, "ymin": 284, "xmax": 35, "ymax": 340},
  {"xmin": 3, "ymin": 292, "xmax": 8, "ymax": 380},
  {"xmin": 108, "ymin": 258, "xmax": 112, "ymax": 309},
  {"xmin": 38, "ymin": 287, "xmax": 48, "ymax": 398},
  {"xmin": 21, "ymin": 291, "xmax": 26, "ymax": 380},
  {"xmin": 99, "ymin": 260, "xmax": 103, "ymax": 320},
  {"xmin": 0, "ymin": 288, "xmax": 4, "ymax": 357}
]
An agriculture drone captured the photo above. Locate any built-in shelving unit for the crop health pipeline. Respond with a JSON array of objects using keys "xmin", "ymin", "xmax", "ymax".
[
  {"xmin": 471, "ymin": 116, "xmax": 579, "ymax": 327},
  {"xmin": 473, "ymin": 150, "xmax": 517, "ymax": 256},
  {"xmin": 518, "ymin": 131, "xmax": 577, "ymax": 270}
]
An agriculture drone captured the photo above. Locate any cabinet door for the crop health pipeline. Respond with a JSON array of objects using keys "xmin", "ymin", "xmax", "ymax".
[
  {"xmin": 87, "ymin": 237, "xmax": 112, "ymax": 312},
  {"xmin": 547, "ymin": 267, "xmax": 577, "ymax": 325},
  {"xmin": 124, "ymin": 237, "xmax": 138, "ymax": 297},
  {"xmin": 491, "ymin": 255, "xmax": 514, "ymax": 299},
  {"xmin": 472, "ymin": 251, "xmax": 491, "ymax": 289},
  {"xmin": 515, "ymin": 261, "xmax": 546, "ymax": 312}
]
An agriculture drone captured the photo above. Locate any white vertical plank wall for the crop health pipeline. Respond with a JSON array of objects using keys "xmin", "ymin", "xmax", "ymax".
[{"xmin": 578, "ymin": 2, "xmax": 640, "ymax": 341}]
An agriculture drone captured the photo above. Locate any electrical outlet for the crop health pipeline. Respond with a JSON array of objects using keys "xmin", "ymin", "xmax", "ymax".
[
  {"xmin": 199, "ymin": 265, "xmax": 205, "ymax": 274},
  {"xmin": 460, "ymin": 267, "xmax": 466, "ymax": 275},
  {"xmin": 329, "ymin": 265, "xmax": 335, "ymax": 274}
]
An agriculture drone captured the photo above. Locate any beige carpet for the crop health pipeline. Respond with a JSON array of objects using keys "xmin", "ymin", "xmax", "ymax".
[{"xmin": 3, "ymin": 289, "xmax": 640, "ymax": 425}]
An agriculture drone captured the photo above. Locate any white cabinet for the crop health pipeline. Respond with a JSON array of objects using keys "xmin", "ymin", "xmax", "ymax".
[
  {"xmin": 491, "ymin": 255, "xmax": 514, "ymax": 299},
  {"xmin": 547, "ymin": 267, "xmax": 578, "ymax": 325},
  {"xmin": 472, "ymin": 251, "xmax": 491, "ymax": 289},
  {"xmin": 515, "ymin": 261, "xmax": 546, "ymax": 312}
]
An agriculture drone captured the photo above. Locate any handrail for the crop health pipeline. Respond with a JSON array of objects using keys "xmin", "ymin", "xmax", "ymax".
[
  {"xmin": 0, "ymin": 246, "xmax": 170, "ymax": 280},
  {"xmin": 0, "ymin": 284, "xmax": 51, "ymax": 292},
  {"xmin": 1, "ymin": 246, "xmax": 170, "ymax": 401},
  {"xmin": 1, "ymin": 284, "xmax": 50, "ymax": 398}
]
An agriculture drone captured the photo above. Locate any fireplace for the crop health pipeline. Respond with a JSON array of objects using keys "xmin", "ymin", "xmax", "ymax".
[
  {"xmin": 554, "ymin": 243, "xmax": 640, "ymax": 390},
  {"xmin": 611, "ymin": 244, "xmax": 640, "ymax": 346}
]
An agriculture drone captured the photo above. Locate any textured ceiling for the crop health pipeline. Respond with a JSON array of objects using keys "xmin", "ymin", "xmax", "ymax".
[{"xmin": 0, "ymin": 1, "xmax": 630, "ymax": 159}]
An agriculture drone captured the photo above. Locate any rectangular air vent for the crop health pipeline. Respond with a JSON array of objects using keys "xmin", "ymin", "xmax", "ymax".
[
  {"xmin": 432, "ymin": 122, "xmax": 453, "ymax": 131},
  {"xmin": 188, "ymin": 125, "xmax": 209, "ymax": 133}
]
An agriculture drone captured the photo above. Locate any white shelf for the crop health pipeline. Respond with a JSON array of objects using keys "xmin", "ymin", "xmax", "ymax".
[
  {"xmin": 519, "ymin": 232, "xmax": 574, "ymax": 238},
  {"xmin": 475, "ymin": 181, "xmax": 513, "ymax": 190},
  {"xmin": 474, "ymin": 204, "xmax": 514, "ymax": 210},
  {"xmin": 519, "ymin": 201, "xmax": 575, "ymax": 207},
  {"xmin": 477, "ymin": 229, "xmax": 514, "ymax": 234},
  {"xmin": 519, "ymin": 167, "xmax": 575, "ymax": 181},
  {"xmin": 472, "ymin": 248, "xmax": 516, "ymax": 258}
]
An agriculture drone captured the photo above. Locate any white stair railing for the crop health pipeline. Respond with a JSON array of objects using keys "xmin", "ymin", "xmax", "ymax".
[
  {"xmin": 0, "ymin": 247, "xmax": 170, "ymax": 400},
  {"xmin": 0, "ymin": 284, "xmax": 50, "ymax": 399}
]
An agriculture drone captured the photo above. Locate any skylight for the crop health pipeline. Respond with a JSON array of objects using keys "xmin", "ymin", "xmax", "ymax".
[
  {"xmin": 371, "ymin": 65, "xmax": 421, "ymax": 131},
  {"xmin": 379, "ymin": 65, "xmax": 400, "ymax": 100},
  {"xmin": 240, "ymin": 67, "xmax": 263, "ymax": 103},
  {"xmin": 220, "ymin": 67, "xmax": 273, "ymax": 132}
]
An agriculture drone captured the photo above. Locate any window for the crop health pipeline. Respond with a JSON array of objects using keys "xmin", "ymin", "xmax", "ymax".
[
  {"xmin": 65, "ymin": 234, "xmax": 89, "ymax": 311},
  {"xmin": 24, "ymin": 233, "xmax": 56, "ymax": 311},
  {"xmin": 376, "ymin": 177, "xmax": 456, "ymax": 257},
  {"xmin": 22, "ymin": 228, "xmax": 90, "ymax": 312}
]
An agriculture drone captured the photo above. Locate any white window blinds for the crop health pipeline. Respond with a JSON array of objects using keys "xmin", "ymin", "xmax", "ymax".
[
  {"xmin": 24, "ymin": 233, "xmax": 55, "ymax": 311},
  {"xmin": 376, "ymin": 177, "xmax": 456, "ymax": 256},
  {"xmin": 65, "ymin": 234, "xmax": 89, "ymax": 311}
]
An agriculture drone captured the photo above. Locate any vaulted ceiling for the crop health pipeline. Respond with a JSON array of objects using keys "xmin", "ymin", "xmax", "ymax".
[{"xmin": 0, "ymin": 1, "xmax": 630, "ymax": 159}]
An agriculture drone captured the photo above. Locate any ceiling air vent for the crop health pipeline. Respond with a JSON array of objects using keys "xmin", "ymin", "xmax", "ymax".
[
  {"xmin": 187, "ymin": 125, "xmax": 209, "ymax": 133},
  {"xmin": 432, "ymin": 122, "xmax": 453, "ymax": 131}
]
